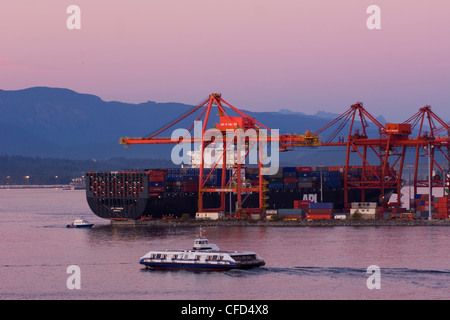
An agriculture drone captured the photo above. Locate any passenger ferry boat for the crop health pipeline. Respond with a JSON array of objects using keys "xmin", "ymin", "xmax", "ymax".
[{"xmin": 139, "ymin": 232, "xmax": 265, "ymax": 271}]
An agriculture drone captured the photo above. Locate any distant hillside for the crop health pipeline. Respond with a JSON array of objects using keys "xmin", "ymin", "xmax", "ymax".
[{"xmin": 0, "ymin": 86, "xmax": 385, "ymax": 165}]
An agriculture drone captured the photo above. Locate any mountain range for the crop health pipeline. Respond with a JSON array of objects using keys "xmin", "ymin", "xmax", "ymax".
[{"xmin": 0, "ymin": 87, "xmax": 389, "ymax": 166}]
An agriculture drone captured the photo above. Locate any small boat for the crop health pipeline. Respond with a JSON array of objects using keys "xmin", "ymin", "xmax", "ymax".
[
  {"xmin": 66, "ymin": 218, "xmax": 94, "ymax": 228},
  {"xmin": 139, "ymin": 231, "xmax": 265, "ymax": 271}
]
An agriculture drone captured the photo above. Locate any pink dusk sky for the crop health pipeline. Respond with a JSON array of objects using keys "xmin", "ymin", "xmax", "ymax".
[{"xmin": 0, "ymin": 0, "xmax": 449, "ymax": 122}]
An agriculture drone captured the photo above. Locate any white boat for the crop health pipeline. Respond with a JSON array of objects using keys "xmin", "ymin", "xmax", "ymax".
[
  {"xmin": 66, "ymin": 218, "xmax": 94, "ymax": 228},
  {"xmin": 139, "ymin": 233, "xmax": 265, "ymax": 271}
]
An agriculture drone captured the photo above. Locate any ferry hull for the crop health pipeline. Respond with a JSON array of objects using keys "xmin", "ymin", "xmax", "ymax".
[{"xmin": 140, "ymin": 260, "xmax": 265, "ymax": 271}]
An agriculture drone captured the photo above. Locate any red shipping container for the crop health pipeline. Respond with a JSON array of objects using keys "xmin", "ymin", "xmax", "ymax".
[
  {"xmin": 183, "ymin": 186, "xmax": 197, "ymax": 192},
  {"xmin": 306, "ymin": 214, "xmax": 331, "ymax": 220},
  {"xmin": 296, "ymin": 166, "xmax": 312, "ymax": 172},
  {"xmin": 149, "ymin": 171, "xmax": 165, "ymax": 177},
  {"xmin": 149, "ymin": 193, "xmax": 161, "ymax": 197},
  {"xmin": 294, "ymin": 200, "xmax": 310, "ymax": 209},
  {"xmin": 392, "ymin": 207, "xmax": 407, "ymax": 213},
  {"xmin": 149, "ymin": 187, "xmax": 164, "ymax": 192},
  {"xmin": 284, "ymin": 177, "xmax": 297, "ymax": 183},
  {"xmin": 328, "ymin": 166, "xmax": 342, "ymax": 172},
  {"xmin": 182, "ymin": 181, "xmax": 198, "ymax": 186},
  {"xmin": 307, "ymin": 208, "xmax": 334, "ymax": 214},
  {"xmin": 150, "ymin": 176, "xmax": 165, "ymax": 182}
]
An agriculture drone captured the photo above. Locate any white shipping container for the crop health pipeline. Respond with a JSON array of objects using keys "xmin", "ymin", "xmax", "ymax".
[
  {"xmin": 351, "ymin": 202, "xmax": 377, "ymax": 209},
  {"xmin": 350, "ymin": 208, "xmax": 377, "ymax": 214},
  {"xmin": 195, "ymin": 212, "xmax": 224, "ymax": 220}
]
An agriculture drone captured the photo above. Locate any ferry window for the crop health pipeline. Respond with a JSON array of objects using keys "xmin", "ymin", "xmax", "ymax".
[{"xmin": 155, "ymin": 254, "xmax": 161, "ymax": 259}]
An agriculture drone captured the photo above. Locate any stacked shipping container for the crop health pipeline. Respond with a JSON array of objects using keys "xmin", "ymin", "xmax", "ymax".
[
  {"xmin": 165, "ymin": 168, "xmax": 232, "ymax": 193},
  {"xmin": 87, "ymin": 171, "xmax": 146, "ymax": 198},
  {"xmin": 263, "ymin": 166, "xmax": 349, "ymax": 189},
  {"xmin": 306, "ymin": 202, "xmax": 334, "ymax": 220},
  {"xmin": 433, "ymin": 196, "xmax": 450, "ymax": 219},
  {"xmin": 412, "ymin": 194, "xmax": 450, "ymax": 219}
]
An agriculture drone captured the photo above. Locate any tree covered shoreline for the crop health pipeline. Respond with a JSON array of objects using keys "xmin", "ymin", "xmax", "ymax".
[{"xmin": 0, "ymin": 155, "xmax": 174, "ymax": 185}]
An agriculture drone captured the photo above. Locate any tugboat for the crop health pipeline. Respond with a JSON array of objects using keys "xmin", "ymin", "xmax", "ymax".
[
  {"xmin": 139, "ymin": 230, "xmax": 265, "ymax": 271},
  {"xmin": 66, "ymin": 218, "xmax": 94, "ymax": 229}
]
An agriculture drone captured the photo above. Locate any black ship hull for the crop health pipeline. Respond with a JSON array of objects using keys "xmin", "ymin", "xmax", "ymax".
[{"xmin": 85, "ymin": 167, "xmax": 395, "ymax": 220}]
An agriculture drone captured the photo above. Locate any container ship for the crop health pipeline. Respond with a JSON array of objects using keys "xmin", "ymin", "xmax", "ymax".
[{"xmin": 85, "ymin": 165, "xmax": 395, "ymax": 220}]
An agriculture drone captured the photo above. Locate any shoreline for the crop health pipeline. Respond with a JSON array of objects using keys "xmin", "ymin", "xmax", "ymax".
[{"xmin": 110, "ymin": 218, "xmax": 450, "ymax": 227}]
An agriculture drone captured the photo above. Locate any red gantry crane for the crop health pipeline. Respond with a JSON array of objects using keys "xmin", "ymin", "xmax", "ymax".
[
  {"xmin": 309, "ymin": 102, "xmax": 407, "ymax": 211},
  {"xmin": 403, "ymin": 105, "xmax": 450, "ymax": 197},
  {"xmin": 120, "ymin": 93, "xmax": 320, "ymax": 218},
  {"xmin": 309, "ymin": 102, "xmax": 449, "ymax": 211},
  {"xmin": 121, "ymin": 93, "xmax": 449, "ymax": 217}
]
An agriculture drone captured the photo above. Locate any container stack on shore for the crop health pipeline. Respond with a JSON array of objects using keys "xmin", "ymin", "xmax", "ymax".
[
  {"xmin": 411, "ymin": 194, "xmax": 450, "ymax": 219},
  {"xmin": 306, "ymin": 202, "xmax": 334, "ymax": 220},
  {"xmin": 433, "ymin": 196, "xmax": 450, "ymax": 219},
  {"xmin": 268, "ymin": 201, "xmax": 336, "ymax": 220},
  {"xmin": 277, "ymin": 208, "xmax": 305, "ymax": 220}
]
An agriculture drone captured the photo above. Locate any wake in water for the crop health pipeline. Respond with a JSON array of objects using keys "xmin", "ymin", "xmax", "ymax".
[{"xmin": 224, "ymin": 265, "xmax": 450, "ymax": 278}]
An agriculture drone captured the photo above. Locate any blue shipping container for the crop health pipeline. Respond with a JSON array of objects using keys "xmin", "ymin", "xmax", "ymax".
[
  {"xmin": 268, "ymin": 183, "xmax": 284, "ymax": 189},
  {"xmin": 283, "ymin": 183, "xmax": 297, "ymax": 188},
  {"xmin": 326, "ymin": 181, "xmax": 340, "ymax": 187},
  {"xmin": 328, "ymin": 171, "xmax": 340, "ymax": 177},
  {"xmin": 298, "ymin": 172, "xmax": 314, "ymax": 177},
  {"xmin": 278, "ymin": 209, "xmax": 305, "ymax": 215},
  {"xmin": 284, "ymin": 172, "xmax": 297, "ymax": 178},
  {"xmin": 308, "ymin": 202, "xmax": 334, "ymax": 209}
]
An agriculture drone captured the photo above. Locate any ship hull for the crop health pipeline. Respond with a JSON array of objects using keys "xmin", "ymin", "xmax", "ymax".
[{"xmin": 85, "ymin": 167, "xmax": 395, "ymax": 220}]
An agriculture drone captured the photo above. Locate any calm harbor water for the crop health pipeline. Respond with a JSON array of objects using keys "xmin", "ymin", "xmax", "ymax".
[{"xmin": 0, "ymin": 188, "xmax": 449, "ymax": 300}]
